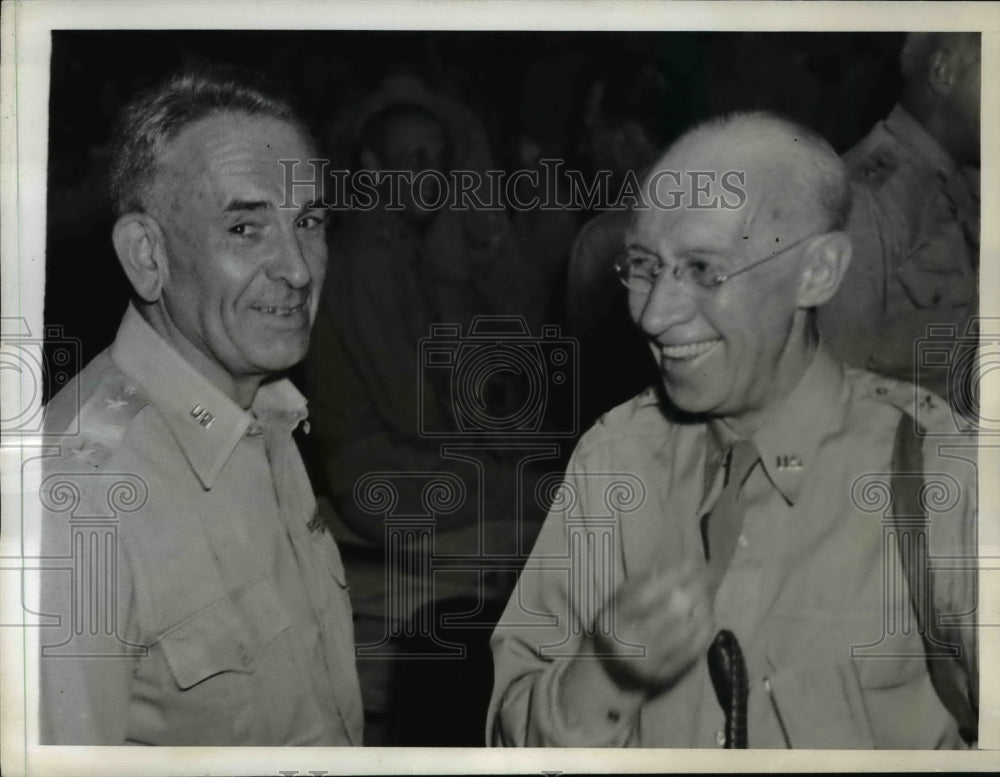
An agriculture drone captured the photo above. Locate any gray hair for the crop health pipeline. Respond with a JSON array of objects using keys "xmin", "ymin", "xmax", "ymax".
[
  {"xmin": 666, "ymin": 110, "xmax": 851, "ymax": 231},
  {"xmin": 109, "ymin": 67, "xmax": 309, "ymax": 216}
]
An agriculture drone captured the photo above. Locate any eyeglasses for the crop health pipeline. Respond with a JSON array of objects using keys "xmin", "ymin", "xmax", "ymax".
[{"xmin": 614, "ymin": 232, "xmax": 821, "ymax": 294}]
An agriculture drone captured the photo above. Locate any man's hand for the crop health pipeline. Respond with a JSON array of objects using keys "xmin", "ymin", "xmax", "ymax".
[
  {"xmin": 593, "ymin": 559, "xmax": 715, "ymax": 693},
  {"xmin": 556, "ymin": 559, "xmax": 715, "ymax": 741}
]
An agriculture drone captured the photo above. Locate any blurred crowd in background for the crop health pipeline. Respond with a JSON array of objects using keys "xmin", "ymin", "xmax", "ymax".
[
  {"xmin": 45, "ymin": 30, "xmax": 904, "ymax": 402},
  {"xmin": 42, "ymin": 30, "xmax": 916, "ymax": 746}
]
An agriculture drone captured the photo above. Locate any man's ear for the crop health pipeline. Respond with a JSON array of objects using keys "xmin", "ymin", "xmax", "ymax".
[
  {"xmin": 928, "ymin": 47, "xmax": 957, "ymax": 97},
  {"xmin": 796, "ymin": 231, "xmax": 852, "ymax": 308},
  {"xmin": 112, "ymin": 213, "xmax": 168, "ymax": 303}
]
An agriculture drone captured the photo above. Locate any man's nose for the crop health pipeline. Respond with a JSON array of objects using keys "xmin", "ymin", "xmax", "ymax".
[
  {"xmin": 269, "ymin": 231, "xmax": 313, "ymax": 288},
  {"xmin": 636, "ymin": 272, "xmax": 697, "ymax": 336}
]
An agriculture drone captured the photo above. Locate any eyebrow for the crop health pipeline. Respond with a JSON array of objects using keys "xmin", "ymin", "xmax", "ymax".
[
  {"xmin": 678, "ymin": 246, "xmax": 728, "ymax": 260},
  {"xmin": 623, "ymin": 242, "xmax": 735, "ymax": 272},
  {"xmin": 223, "ymin": 199, "xmax": 273, "ymax": 214},
  {"xmin": 624, "ymin": 242, "xmax": 725, "ymax": 259},
  {"xmin": 623, "ymin": 242, "xmax": 659, "ymax": 257},
  {"xmin": 222, "ymin": 198, "xmax": 326, "ymax": 218}
]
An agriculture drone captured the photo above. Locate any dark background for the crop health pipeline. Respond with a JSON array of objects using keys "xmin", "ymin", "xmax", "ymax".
[
  {"xmin": 40, "ymin": 30, "xmax": 909, "ymax": 746},
  {"xmin": 43, "ymin": 30, "xmax": 905, "ymax": 400}
]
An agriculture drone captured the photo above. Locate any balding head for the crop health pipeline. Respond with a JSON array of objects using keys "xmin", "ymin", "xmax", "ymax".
[
  {"xmin": 624, "ymin": 112, "xmax": 853, "ymax": 434},
  {"xmin": 652, "ymin": 111, "xmax": 851, "ymax": 234}
]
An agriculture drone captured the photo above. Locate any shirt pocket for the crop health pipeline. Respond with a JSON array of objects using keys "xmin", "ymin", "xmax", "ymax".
[
  {"xmin": 852, "ymin": 649, "xmax": 962, "ymax": 748},
  {"xmin": 157, "ymin": 578, "xmax": 292, "ymax": 691},
  {"xmin": 895, "ymin": 240, "xmax": 972, "ymax": 309},
  {"xmin": 764, "ymin": 661, "xmax": 876, "ymax": 749}
]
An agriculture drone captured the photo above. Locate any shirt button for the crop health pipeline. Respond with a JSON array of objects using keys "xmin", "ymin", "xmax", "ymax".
[
  {"xmin": 716, "ymin": 729, "xmax": 726, "ymax": 747},
  {"xmin": 738, "ymin": 535, "xmax": 749, "ymax": 549},
  {"xmin": 239, "ymin": 644, "xmax": 252, "ymax": 667}
]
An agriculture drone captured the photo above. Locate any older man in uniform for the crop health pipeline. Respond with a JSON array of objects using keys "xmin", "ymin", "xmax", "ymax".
[
  {"xmin": 818, "ymin": 33, "xmax": 980, "ymax": 409},
  {"xmin": 488, "ymin": 113, "xmax": 977, "ymax": 748},
  {"xmin": 39, "ymin": 70, "xmax": 363, "ymax": 745}
]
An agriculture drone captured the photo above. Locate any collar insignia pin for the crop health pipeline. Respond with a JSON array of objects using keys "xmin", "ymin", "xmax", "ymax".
[
  {"xmin": 191, "ymin": 404, "xmax": 215, "ymax": 429},
  {"xmin": 776, "ymin": 454, "xmax": 802, "ymax": 471}
]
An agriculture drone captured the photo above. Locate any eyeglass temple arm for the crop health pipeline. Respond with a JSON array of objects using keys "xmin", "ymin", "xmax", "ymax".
[{"xmin": 714, "ymin": 233, "xmax": 819, "ymax": 283}]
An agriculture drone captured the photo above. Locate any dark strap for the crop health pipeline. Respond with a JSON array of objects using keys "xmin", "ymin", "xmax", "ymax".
[
  {"xmin": 890, "ymin": 414, "xmax": 977, "ymax": 744},
  {"xmin": 707, "ymin": 629, "xmax": 748, "ymax": 748}
]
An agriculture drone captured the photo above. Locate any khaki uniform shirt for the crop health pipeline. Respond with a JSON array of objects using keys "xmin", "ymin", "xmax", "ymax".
[
  {"xmin": 39, "ymin": 305, "xmax": 363, "ymax": 745},
  {"xmin": 818, "ymin": 105, "xmax": 979, "ymax": 405},
  {"xmin": 488, "ymin": 348, "xmax": 977, "ymax": 748}
]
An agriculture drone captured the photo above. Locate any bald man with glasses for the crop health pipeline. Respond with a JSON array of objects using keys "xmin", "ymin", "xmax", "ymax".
[{"xmin": 487, "ymin": 112, "xmax": 977, "ymax": 749}]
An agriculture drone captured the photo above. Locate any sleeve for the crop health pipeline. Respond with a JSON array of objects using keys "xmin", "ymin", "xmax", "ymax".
[
  {"xmin": 486, "ymin": 456, "xmax": 639, "ymax": 747},
  {"xmin": 39, "ymin": 471, "xmax": 140, "ymax": 744},
  {"xmin": 817, "ymin": 181, "xmax": 890, "ymax": 366},
  {"xmin": 931, "ymin": 436, "xmax": 978, "ymax": 709},
  {"xmin": 921, "ymin": 430, "xmax": 979, "ymax": 733}
]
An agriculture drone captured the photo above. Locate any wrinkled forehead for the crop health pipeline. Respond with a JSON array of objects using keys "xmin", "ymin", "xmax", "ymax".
[
  {"xmin": 154, "ymin": 112, "xmax": 315, "ymax": 203},
  {"xmin": 629, "ymin": 135, "xmax": 805, "ymax": 250}
]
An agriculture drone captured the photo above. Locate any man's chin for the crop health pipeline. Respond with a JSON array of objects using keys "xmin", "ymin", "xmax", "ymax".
[
  {"xmin": 660, "ymin": 377, "xmax": 723, "ymax": 417},
  {"xmin": 243, "ymin": 339, "xmax": 311, "ymax": 376}
]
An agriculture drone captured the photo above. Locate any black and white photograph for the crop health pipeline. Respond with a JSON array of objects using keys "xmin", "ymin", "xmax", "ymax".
[{"xmin": 1, "ymin": 1, "xmax": 997, "ymax": 774}]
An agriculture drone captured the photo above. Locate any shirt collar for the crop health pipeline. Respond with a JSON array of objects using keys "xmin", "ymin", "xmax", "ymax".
[
  {"xmin": 110, "ymin": 304, "xmax": 308, "ymax": 490},
  {"xmin": 707, "ymin": 345, "xmax": 847, "ymax": 505},
  {"xmin": 885, "ymin": 104, "xmax": 959, "ymax": 183}
]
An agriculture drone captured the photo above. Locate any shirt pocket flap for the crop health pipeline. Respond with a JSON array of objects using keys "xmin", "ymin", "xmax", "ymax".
[
  {"xmin": 309, "ymin": 530, "xmax": 349, "ymax": 588},
  {"xmin": 856, "ymin": 652, "xmax": 926, "ymax": 689},
  {"xmin": 158, "ymin": 579, "xmax": 292, "ymax": 690},
  {"xmin": 895, "ymin": 243, "xmax": 971, "ymax": 309},
  {"xmin": 766, "ymin": 662, "xmax": 875, "ymax": 748}
]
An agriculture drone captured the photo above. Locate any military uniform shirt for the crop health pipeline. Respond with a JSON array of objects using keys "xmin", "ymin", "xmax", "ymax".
[
  {"xmin": 487, "ymin": 347, "xmax": 977, "ymax": 748},
  {"xmin": 39, "ymin": 305, "xmax": 363, "ymax": 745},
  {"xmin": 818, "ymin": 104, "xmax": 979, "ymax": 403}
]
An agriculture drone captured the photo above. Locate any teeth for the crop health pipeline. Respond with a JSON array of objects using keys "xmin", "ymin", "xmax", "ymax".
[
  {"xmin": 257, "ymin": 304, "xmax": 304, "ymax": 315},
  {"xmin": 661, "ymin": 340, "xmax": 720, "ymax": 360}
]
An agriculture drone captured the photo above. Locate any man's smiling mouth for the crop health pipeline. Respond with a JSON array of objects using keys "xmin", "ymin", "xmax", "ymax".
[
  {"xmin": 660, "ymin": 339, "xmax": 722, "ymax": 360},
  {"xmin": 253, "ymin": 302, "xmax": 307, "ymax": 316}
]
